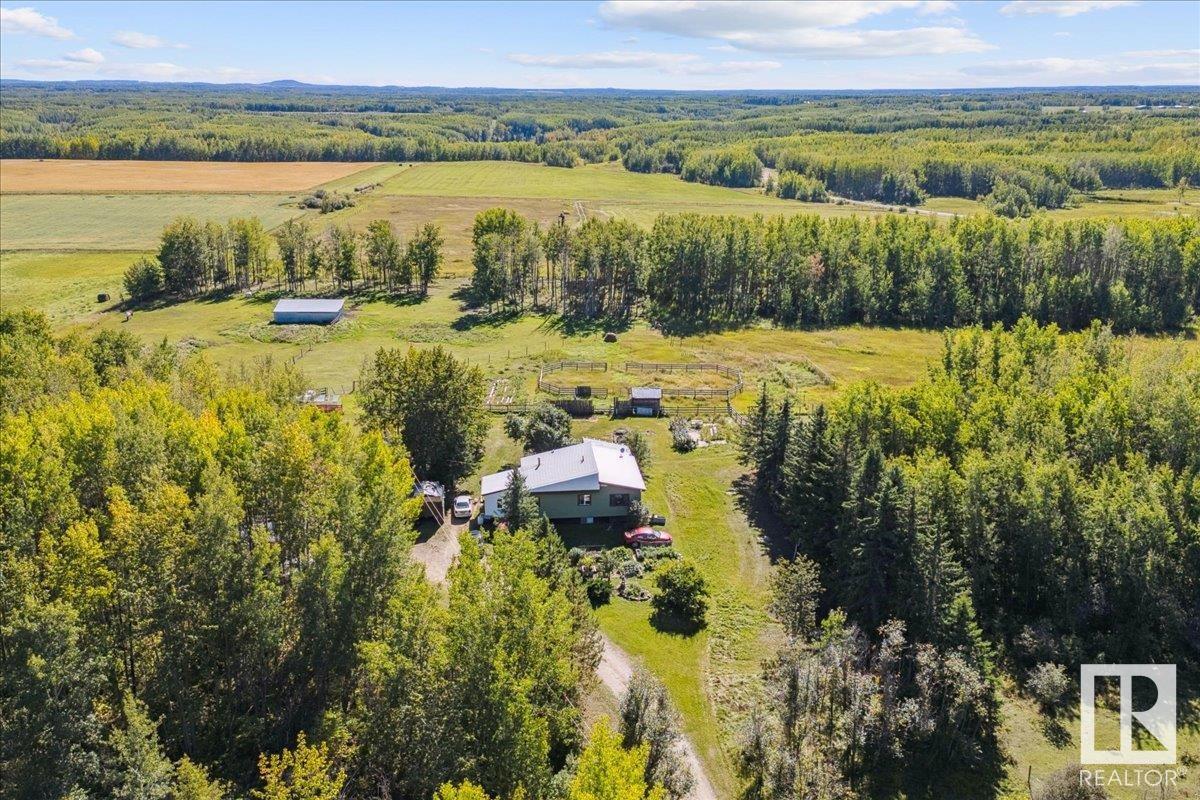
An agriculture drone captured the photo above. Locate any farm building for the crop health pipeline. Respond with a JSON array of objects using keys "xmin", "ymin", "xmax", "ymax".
[
  {"xmin": 481, "ymin": 438, "xmax": 645, "ymax": 523},
  {"xmin": 272, "ymin": 298, "xmax": 345, "ymax": 324},
  {"xmin": 629, "ymin": 387, "xmax": 663, "ymax": 416}
]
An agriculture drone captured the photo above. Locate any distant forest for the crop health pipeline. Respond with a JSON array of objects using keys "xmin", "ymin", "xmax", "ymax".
[{"xmin": 2, "ymin": 82, "xmax": 1198, "ymax": 212}]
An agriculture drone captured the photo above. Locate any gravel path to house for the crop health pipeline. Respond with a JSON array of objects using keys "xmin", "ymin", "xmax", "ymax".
[
  {"xmin": 597, "ymin": 636, "xmax": 719, "ymax": 800},
  {"xmin": 410, "ymin": 518, "xmax": 465, "ymax": 584}
]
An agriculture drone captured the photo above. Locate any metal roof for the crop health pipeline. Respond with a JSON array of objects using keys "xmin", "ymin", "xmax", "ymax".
[
  {"xmin": 631, "ymin": 386, "xmax": 663, "ymax": 400},
  {"xmin": 273, "ymin": 298, "xmax": 345, "ymax": 314},
  {"xmin": 481, "ymin": 438, "xmax": 645, "ymax": 496}
]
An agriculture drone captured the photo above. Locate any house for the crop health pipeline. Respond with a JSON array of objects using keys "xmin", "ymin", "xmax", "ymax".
[
  {"xmin": 629, "ymin": 386, "xmax": 663, "ymax": 416},
  {"xmin": 481, "ymin": 438, "xmax": 645, "ymax": 523},
  {"xmin": 273, "ymin": 298, "xmax": 345, "ymax": 325}
]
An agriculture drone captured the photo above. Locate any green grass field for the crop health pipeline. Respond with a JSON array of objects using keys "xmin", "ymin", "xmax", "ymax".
[{"xmin": 0, "ymin": 192, "xmax": 308, "ymax": 250}]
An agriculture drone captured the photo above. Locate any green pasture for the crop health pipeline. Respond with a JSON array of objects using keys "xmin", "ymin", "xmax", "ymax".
[{"xmin": 0, "ymin": 192, "xmax": 307, "ymax": 250}]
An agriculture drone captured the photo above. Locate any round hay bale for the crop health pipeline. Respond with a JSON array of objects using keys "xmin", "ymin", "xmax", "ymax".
[{"xmin": 603, "ymin": 331, "xmax": 618, "ymax": 343}]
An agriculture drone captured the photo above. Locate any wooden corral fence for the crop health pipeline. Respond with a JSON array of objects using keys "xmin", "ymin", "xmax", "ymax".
[
  {"xmin": 486, "ymin": 398, "xmax": 596, "ymax": 417},
  {"xmin": 622, "ymin": 361, "xmax": 744, "ymax": 399},
  {"xmin": 538, "ymin": 360, "xmax": 610, "ymax": 399},
  {"xmin": 612, "ymin": 398, "xmax": 733, "ymax": 418}
]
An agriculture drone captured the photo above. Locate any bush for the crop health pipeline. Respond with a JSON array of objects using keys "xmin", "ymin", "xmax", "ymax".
[
  {"xmin": 651, "ymin": 560, "xmax": 708, "ymax": 626},
  {"xmin": 1027, "ymin": 662, "xmax": 1072, "ymax": 710},
  {"xmin": 638, "ymin": 546, "xmax": 679, "ymax": 570},
  {"xmin": 626, "ymin": 499, "xmax": 651, "ymax": 529},
  {"xmin": 123, "ymin": 257, "xmax": 163, "ymax": 301},
  {"xmin": 624, "ymin": 430, "xmax": 651, "ymax": 472},
  {"xmin": 668, "ymin": 418, "xmax": 696, "ymax": 452},
  {"xmin": 587, "ymin": 575, "xmax": 613, "ymax": 606},
  {"xmin": 503, "ymin": 413, "xmax": 526, "ymax": 439},
  {"xmin": 617, "ymin": 559, "xmax": 644, "ymax": 579}
]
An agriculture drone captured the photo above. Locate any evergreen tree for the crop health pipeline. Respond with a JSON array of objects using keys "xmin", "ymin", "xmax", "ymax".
[{"xmin": 498, "ymin": 467, "xmax": 541, "ymax": 532}]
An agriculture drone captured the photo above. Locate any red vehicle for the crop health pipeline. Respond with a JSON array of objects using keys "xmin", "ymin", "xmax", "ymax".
[{"xmin": 623, "ymin": 526, "xmax": 673, "ymax": 548}]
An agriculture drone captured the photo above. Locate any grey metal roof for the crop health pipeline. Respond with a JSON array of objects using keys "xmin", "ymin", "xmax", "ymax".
[
  {"xmin": 481, "ymin": 438, "xmax": 645, "ymax": 496},
  {"xmin": 274, "ymin": 298, "xmax": 345, "ymax": 314},
  {"xmin": 631, "ymin": 386, "xmax": 663, "ymax": 400}
]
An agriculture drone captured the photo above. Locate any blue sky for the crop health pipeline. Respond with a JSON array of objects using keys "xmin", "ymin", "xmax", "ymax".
[{"xmin": 1, "ymin": 1, "xmax": 1197, "ymax": 90}]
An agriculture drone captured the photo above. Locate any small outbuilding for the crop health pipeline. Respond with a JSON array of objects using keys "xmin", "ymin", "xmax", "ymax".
[
  {"xmin": 629, "ymin": 386, "xmax": 663, "ymax": 416},
  {"xmin": 273, "ymin": 298, "xmax": 345, "ymax": 325}
]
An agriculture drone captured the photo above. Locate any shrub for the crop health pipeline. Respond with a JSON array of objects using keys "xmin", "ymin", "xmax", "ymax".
[
  {"xmin": 669, "ymin": 418, "xmax": 696, "ymax": 452},
  {"xmin": 626, "ymin": 499, "xmax": 650, "ymax": 529},
  {"xmin": 639, "ymin": 546, "xmax": 679, "ymax": 571},
  {"xmin": 617, "ymin": 559, "xmax": 644, "ymax": 579},
  {"xmin": 503, "ymin": 413, "xmax": 526, "ymax": 439},
  {"xmin": 624, "ymin": 430, "xmax": 651, "ymax": 472},
  {"xmin": 1027, "ymin": 662, "xmax": 1072, "ymax": 710},
  {"xmin": 651, "ymin": 560, "xmax": 708, "ymax": 626},
  {"xmin": 587, "ymin": 575, "xmax": 613, "ymax": 606},
  {"xmin": 123, "ymin": 257, "xmax": 163, "ymax": 301}
]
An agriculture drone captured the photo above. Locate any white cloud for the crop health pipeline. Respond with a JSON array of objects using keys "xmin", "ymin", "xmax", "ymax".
[
  {"xmin": 64, "ymin": 47, "xmax": 104, "ymax": 63},
  {"xmin": 600, "ymin": 1, "xmax": 956, "ymax": 33},
  {"xmin": 509, "ymin": 50, "xmax": 699, "ymax": 69},
  {"xmin": 1122, "ymin": 48, "xmax": 1200, "ymax": 59},
  {"xmin": 595, "ymin": 0, "xmax": 986, "ymax": 58},
  {"xmin": 961, "ymin": 55, "xmax": 1199, "ymax": 84},
  {"xmin": 112, "ymin": 29, "xmax": 186, "ymax": 49},
  {"xmin": 725, "ymin": 26, "xmax": 989, "ymax": 58},
  {"xmin": 999, "ymin": 1, "xmax": 1137, "ymax": 17},
  {"xmin": 16, "ymin": 56, "xmax": 189, "ymax": 78},
  {"xmin": 507, "ymin": 49, "xmax": 779, "ymax": 75},
  {"xmin": 0, "ymin": 6, "xmax": 74, "ymax": 38}
]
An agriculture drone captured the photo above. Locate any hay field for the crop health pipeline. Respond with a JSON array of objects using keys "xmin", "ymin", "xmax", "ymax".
[
  {"xmin": 0, "ymin": 159, "xmax": 380, "ymax": 193},
  {"xmin": 0, "ymin": 193, "xmax": 307, "ymax": 250}
]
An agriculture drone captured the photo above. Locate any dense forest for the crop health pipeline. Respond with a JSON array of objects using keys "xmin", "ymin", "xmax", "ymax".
[
  {"xmin": 466, "ymin": 208, "xmax": 1199, "ymax": 333},
  {"xmin": 0, "ymin": 310, "xmax": 699, "ymax": 799},
  {"xmin": 737, "ymin": 320, "xmax": 1200, "ymax": 796},
  {"xmin": 127, "ymin": 207, "xmax": 1199, "ymax": 335},
  {"xmin": 3, "ymin": 82, "xmax": 1198, "ymax": 210}
]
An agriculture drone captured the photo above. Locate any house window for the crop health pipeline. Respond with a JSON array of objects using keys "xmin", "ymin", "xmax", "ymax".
[
  {"xmin": 577, "ymin": 493, "xmax": 592, "ymax": 507},
  {"xmin": 609, "ymin": 493, "xmax": 630, "ymax": 507}
]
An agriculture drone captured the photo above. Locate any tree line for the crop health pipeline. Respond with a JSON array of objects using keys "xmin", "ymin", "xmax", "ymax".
[
  {"xmin": 737, "ymin": 319, "xmax": 1199, "ymax": 796},
  {"xmin": 469, "ymin": 209, "xmax": 1199, "ymax": 333},
  {"xmin": 0, "ymin": 310, "xmax": 694, "ymax": 800},
  {"xmin": 125, "ymin": 215, "xmax": 444, "ymax": 301}
]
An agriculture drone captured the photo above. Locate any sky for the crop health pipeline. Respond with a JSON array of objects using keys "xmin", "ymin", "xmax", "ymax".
[{"xmin": 1, "ymin": 0, "xmax": 1197, "ymax": 91}]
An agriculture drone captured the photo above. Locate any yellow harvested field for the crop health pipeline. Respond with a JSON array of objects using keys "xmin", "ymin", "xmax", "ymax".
[{"xmin": 0, "ymin": 159, "xmax": 381, "ymax": 194}]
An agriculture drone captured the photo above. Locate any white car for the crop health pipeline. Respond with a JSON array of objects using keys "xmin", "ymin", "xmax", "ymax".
[{"xmin": 452, "ymin": 495, "xmax": 473, "ymax": 519}]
